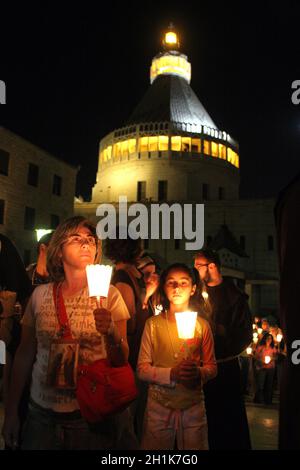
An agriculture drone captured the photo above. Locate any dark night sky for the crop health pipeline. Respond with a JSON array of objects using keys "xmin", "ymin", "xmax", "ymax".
[{"xmin": 1, "ymin": 1, "xmax": 299, "ymax": 200}]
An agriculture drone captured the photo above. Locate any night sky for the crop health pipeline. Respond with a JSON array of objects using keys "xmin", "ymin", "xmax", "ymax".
[{"xmin": 1, "ymin": 1, "xmax": 299, "ymax": 200}]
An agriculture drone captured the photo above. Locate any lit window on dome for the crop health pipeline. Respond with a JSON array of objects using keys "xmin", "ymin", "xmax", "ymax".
[
  {"xmin": 158, "ymin": 135, "xmax": 168, "ymax": 151},
  {"xmin": 121, "ymin": 141, "xmax": 128, "ymax": 157},
  {"xmin": 211, "ymin": 142, "xmax": 218, "ymax": 157},
  {"xmin": 192, "ymin": 138, "xmax": 201, "ymax": 153},
  {"xmin": 103, "ymin": 146, "xmax": 112, "ymax": 161},
  {"xmin": 203, "ymin": 140, "xmax": 211, "ymax": 155},
  {"xmin": 150, "ymin": 54, "xmax": 191, "ymax": 84},
  {"xmin": 181, "ymin": 137, "xmax": 191, "ymax": 152},
  {"xmin": 227, "ymin": 148, "xmax": 239, "ymax": 168},
  {"xmin": 171, "ymin": 136, "xmax": 181, "ymax": 151},
  {"xmin": 149, "ymin": 136, "xmax": 158, "ymax": 152},
  {"xmin": 139, "ymin": 137, "xmax": 149, "ymax": 153},
  {"xmin": 113, "ymin": 142, "xmax": 122, "ymax": 159},
  {"xmin": 219, "ymin": 144, "xmax": 226, "ymax": 160},
  {"xmin": 128, "ymin": 139, "xmax": 136, "ymax": 154}
]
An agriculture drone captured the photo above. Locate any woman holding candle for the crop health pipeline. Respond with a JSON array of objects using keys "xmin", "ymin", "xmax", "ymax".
[
  {"xmin": 137, "ymin": 263, "xmax": 217, "ymax": 450},
  {"xmin": 2, "ymin": 216, "xmax": 137, "ymax": 450},
  {"xmin": 253, "ymin": 333, "xmax": 278, "ymax": 404}
]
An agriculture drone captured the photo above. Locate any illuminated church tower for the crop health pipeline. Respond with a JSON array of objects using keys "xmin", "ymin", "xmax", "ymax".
[{"xmin": 91, "ymin": 25, "xmax": 240, "ymax": 204}]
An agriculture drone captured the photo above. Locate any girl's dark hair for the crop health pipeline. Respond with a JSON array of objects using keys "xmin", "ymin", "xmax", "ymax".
[
  {"xmin": 104, "ymin": 226, "xmax": 143, "ymax": 264},
  {"xmin": 260, "ymin": 333, "xmax": 275, "ymax": 348},
  {"xmin": 159, "ymin": 263, "xmax": 197, "ymax": 311}
]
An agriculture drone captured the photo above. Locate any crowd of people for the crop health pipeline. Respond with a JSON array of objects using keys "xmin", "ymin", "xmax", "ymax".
[
  {"xmin": 0, "ymin": 216, "xmax": 284, "ymax": 450},
  {"xmin": 239, "ymin": 316, "xmax": 286, "ymax": 406}
]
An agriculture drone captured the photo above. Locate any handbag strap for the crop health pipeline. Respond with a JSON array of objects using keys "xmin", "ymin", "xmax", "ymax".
[{"xmin": 53, "ymin": 283, "xmax": 73, "ymax": 340}]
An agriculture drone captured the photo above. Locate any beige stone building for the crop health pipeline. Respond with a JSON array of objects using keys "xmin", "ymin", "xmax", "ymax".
[
  {"xmin": 75, "ymin": 27, "xmax": 278, "ymax": 317},
  {"xmin": 0, "ymin": 127, "xmax": 78, "ymax": 264}
]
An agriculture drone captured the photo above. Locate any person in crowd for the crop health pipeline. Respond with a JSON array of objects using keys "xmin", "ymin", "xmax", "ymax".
[
  {"xmin": 0, "ymin": 233, "xmax": 32, "ymax": 442},
  {"xmin": 2, "ymin": 216, "xmax": 137, "ymax": 450},
  {"xmin": 261, "ymin": 318, "xmax": 270, "ymax": 334},
  {"xmin": 105, "ymin": 233, "xmax": 155, "ymax": 442},
  {"xmin": 26, "ymin": 232, "xmax": 53, "ymax": 286},
  {"xmin": 254, "ymin": 333, "xmax": 277, "ymax": 404},
  {"xmin": 136, "ymin": 253, "xmax": 160, "ymax": 314},
  {"xmin": 194, "ymin": 249, "xmax": 253, "ymax": 450},
  {"xmin": 137, "ymin": 263, "xmax": 217, "ymax": 450}
]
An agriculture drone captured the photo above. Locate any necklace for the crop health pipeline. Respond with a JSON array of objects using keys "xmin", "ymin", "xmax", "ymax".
[{"xmin": 165, "ymin": 310, "xmax": 180, "ymax": 359}]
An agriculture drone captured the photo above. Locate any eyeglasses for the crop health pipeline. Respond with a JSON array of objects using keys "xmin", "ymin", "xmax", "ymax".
[{"xmin": 65, "ymin": 235, "xmax": 97, "ymax": 247}]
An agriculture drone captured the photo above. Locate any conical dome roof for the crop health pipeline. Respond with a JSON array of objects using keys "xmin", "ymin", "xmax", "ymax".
[{"xmin": 125, "ymin": 74, "xmax": 218, "ymax": 130}]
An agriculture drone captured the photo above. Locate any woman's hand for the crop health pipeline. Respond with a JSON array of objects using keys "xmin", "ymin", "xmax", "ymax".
[
  {"xmin": 93, "ymin": 308, "xmax": 113, "ymax": 335},
  {"xmin": 2, "ymin": 411, "xmax": 20, "ymax": 449}
]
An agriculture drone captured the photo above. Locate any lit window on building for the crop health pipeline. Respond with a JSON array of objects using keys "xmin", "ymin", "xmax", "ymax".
[
  {"xmin": 268, "ymin": 235, "xmax": 274, "ymax": 251},
  {"xmin": 0, "ymin": 149, "xmax": 9, "ymax": 175},
  {"xmin": 150, "ymin": 54, "xmax": 191, "ymax": 84},
  {"xmin": 128, "ymin": 139, "xmax": 136, "ymax": 153},
  {"xmin": 203, "ymin": 140, "xmax": 211, "ymax": 155},
  {"xmin": 52, "ymin": 175, "xmax": 62, "ymax": 196},
  {"xmin": 137, "ymin": 181, "xmax": 146, "ymax": 201},
  {"xmin": 158, "ymin": 180, "xmax": 168, "ymax": 201},
  {"xmin": 202, "ymin": 183, "xmax": 209, "ymax": 201},
  {"xmin": 51, "ymin": 214, "xmax": 60, "ymax": 229},
  {"xmin": 139, "ymin": 137, "xmax": 149, "ymax": 153},
  {"xmin": 24, "ymin": 206, "xmax": 35, "ymax": 230},
  {"xmin": 227, "ymin": 148, "xmax": 239, "ymax": 168},
  {"xmin": 181, "ymin": 137, "xmax": 191, "ymax": 152},
  {"xmin": 158, "ymin": 135, "xmax": 168, "ymax": 151},
  {"xmin": 113, "ymin": 142, "xmax": 122, "ymax": 159},
  {"xmin": 192, "ymin": 138, "xmax": 201, "ymax": 153},
  {"xmin": 149, "ymin": 136, "xmax": 158, "ymax": 152},
  {"xmin": 27, "ymin": 163, "xmax": 39, "ymax": 187},
  {"xmin": 211, "ymin": 141, "xmax": 218, "ymax": 157},
  {"xmin": 219, "ymin": 144, "xmax": 226, "ymax": 160},
  {"xmin": 121, "ymin": 141, "xmax": 128, "ymax": 157},
  {"xmin": 171, "ymin": 136, "xmax": 181, "ymax": 151},
  {"xmin": 104, "ymin": 145, "xmax": 112, "ymax": 160},
  {"xmin": 0, "ymin": 199, "xmax": 5, "ymax": 224}
]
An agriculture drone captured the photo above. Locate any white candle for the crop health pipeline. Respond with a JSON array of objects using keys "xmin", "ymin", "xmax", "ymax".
[
  {"xmin": 175, "ymin": 311, "xmax": 197, "ymax": 340},
  {"xmin": 252, "ymin": 324, "xmax": 256, "ymax": 330},
  {"xmin": 265, "ymin": 355, "xmax": 271, "ymax": 364},
  {"xmin": 276, "ymin": 334, "xmax": 283, "ymax": 343},
  {"xmin": 253, "ymin": 337, "xmax": 258, "ymax": 344},
  {"xmin": 86, "ymin": 264, "xmax": 113, "ymax": 298},
  {"xmin": 257, "ymin": 328, "xmax": 263, "ymax": 335},
  {"xmin": 253, "ymin": 332, "xmax": 258, "ymax": 339},
  {"xmin": 246, "ymin": 347, "xmax": 252, "ymax": 355}
]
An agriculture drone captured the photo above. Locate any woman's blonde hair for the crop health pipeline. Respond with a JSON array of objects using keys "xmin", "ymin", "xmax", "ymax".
[{"xmin": 47, "ymin": 216, "xmax": 101, "ymax": 282}]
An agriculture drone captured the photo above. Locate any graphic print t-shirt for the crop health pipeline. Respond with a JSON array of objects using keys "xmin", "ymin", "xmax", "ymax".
[{"xmin": 22, "ymin": 283, "xmax": 130, "ymax": 412}]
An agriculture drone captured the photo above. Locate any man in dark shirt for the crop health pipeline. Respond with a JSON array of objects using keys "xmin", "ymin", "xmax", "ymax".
[{"xmin": 194, "ymin": 249, "xmax": 253, "ymax": 450}]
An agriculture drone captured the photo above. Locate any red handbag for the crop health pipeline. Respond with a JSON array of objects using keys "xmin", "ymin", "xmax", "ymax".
[
  {"xmin": 53, "ymin": 284, "xmax": 138, "ymax": 423},
  {"xmin": 77, "ymin": 359, "xmax": 138, "ymax": 423}
]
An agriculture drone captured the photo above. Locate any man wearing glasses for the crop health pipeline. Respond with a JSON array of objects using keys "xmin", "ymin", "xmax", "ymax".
[{"xmin": 194, "ymin": 249, "xmax": 252, "ymax": 450}]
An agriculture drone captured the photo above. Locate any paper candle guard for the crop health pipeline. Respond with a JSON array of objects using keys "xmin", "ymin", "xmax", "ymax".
[
  {"xmin": 175, "ymin": 311, "xmax": 197, "ymax": 359},
  {"xmin": 86, "ymin": 264, "xmax": 113, "ymax": 306}
]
